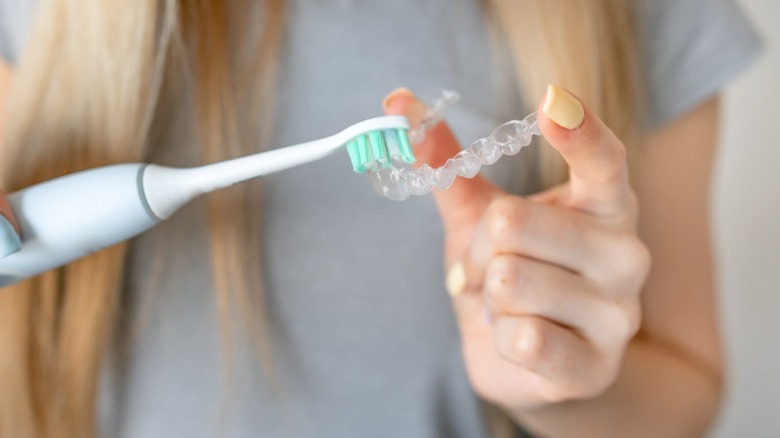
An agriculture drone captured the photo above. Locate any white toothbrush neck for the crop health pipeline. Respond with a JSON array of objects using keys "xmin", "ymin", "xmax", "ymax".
[
  {"xmin": 141, "ymin": 137, "xmax": 340, "ymax": 219},
  {"xmin": 194, "ymin": 136, "xmax": 340, "ymax": 190},
  {"xmin": 141, "ymin": 115, "xmax": 410, "ymax": 219}
]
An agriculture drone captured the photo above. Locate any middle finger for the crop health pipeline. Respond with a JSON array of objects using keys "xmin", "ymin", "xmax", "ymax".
[
  {"xmin": 465, "ymin": 195, "xmax": 611, "ymax": 286},
  {"xmin": 484, "ymin": 254, "xmax": 628, "ymax": 344}
]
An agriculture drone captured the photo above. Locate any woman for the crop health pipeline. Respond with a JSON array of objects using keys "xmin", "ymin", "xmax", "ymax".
[{"xmin": 0, "ymin": 0, "xmax": 762, "ymax": 437}]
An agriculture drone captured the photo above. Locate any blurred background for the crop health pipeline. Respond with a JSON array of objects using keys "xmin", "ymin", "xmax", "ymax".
[{"xmin": 712, "ymin": 0, "xmax": 780, "ymax": 436}]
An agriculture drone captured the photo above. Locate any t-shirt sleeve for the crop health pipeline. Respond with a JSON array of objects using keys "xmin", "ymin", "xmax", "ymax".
[
  {"xmin": 0, "ymin": 0, "xmax": 38, "ymax": 64},
  {"xmin": 638, "ymin": 0, "xmax": 764, "ymax": 128}
]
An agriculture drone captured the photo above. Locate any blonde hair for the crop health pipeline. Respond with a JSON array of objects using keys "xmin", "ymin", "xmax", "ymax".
[{"xmin": 0, "ymin": 0, "xmax": 636, "ymax": 437}]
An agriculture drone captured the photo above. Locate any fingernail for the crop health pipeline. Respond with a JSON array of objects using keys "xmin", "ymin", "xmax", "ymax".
[
  {"xmin": 542, "ymin": 84, "xmax": 584, "ymax": 130},
  {"xmin": 0, "ymin": 216, "xmax": 21, "ymax": 258},
  {"xmin": 383, "ymin": 87, "xmax": 412, "ymax": 108},
  {"xmin": 446, "ymin": 262, "xmax": 467, "ymax": 297},
  {"xmin": 383, "ymin": 87, "xmax": 429, "ymax": 127}
]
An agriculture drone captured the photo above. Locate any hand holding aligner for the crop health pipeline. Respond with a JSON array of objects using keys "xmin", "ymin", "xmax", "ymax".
[{"xmin": 368, "ymin": 91, "xmax": 541, "ymax": 201}]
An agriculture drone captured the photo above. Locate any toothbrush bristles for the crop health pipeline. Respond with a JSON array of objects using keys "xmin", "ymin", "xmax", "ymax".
[
  {"xmin": 384, "ymin": 130, "xmax": 402, "ymax": 161},
  {"xmin": 368, "ymin": 131, "xmax": 388, "ymax": 166},
  {"xmin": 346, "ymin": 129, "xmax": 416, "ymax": 174},
  {"xmin": 396, "ymin": 129, "xmax": 415, "ymax": 164},
  {"xmin": 357, "ymin": 135, "xmax": 370, "ymax": 172},
  {"xmin": 345, "ymin": 139, "xmax": 362, "ymax": 173}
]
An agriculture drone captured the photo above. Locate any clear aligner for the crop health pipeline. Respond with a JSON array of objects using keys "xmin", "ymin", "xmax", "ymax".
[
  {"xmin": 407, "ymin": 89, "xmax": 461, "ymax": 144},
  {"xmin": 367, "ymin": 102, "xmax": 541, "ymax": 201}
]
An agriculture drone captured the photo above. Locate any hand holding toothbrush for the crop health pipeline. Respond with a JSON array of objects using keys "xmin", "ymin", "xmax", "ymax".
[
  {"xmin": 384, "ymin": 86, "xmax": 650, "ymax": 415},
  {"xmin": 0, "ymin": 195, "xmax": 21, "ymax": 258}
]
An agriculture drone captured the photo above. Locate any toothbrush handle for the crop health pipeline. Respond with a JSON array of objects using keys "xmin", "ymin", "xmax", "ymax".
[{"xmin": 0, "ymin": 163, "xmax": 160, "ymax": 287}]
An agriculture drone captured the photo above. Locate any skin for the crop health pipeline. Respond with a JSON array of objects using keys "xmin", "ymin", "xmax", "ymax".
[
  {"xmin": 385, "ymin": 89, "xmax": 722, "ymax": 437},
  {"xmin": 1, "ymin": 55, "xmax": 722, "ymax": 435}
]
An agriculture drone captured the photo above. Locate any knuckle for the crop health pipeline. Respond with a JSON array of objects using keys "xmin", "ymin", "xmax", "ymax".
[
  {"xmin": 625, "ymin": 237, "xmax": 652, "ymax": 279},
  {"xmin": 485, "ymin": 256, "xmax": 523, "ymax": 301},
  {"xmin": 514, "ymin": 319, "xmax": 546, "ymax": 364},
  {"xmin": 603, "ymin": 298, "xmax": 642, "ymax": 341},
  {"xmin": 485, "ymin": 196, "xmax": 530, "ymax": 242},
  {"xmin": 623, "ymin": 301, "xmax": 643, "ymax": 337},
  {"xmin": 608, "ymin": 234, "xmax": 652, "ymax": 285}
]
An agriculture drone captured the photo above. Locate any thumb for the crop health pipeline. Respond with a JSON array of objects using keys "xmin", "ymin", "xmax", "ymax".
[
  {"xmin": 538, "ymin": 85, "xmax": 633, "ymax": 217},
  {"xmin": 383, "ymin": 88, "xmax": 498, "ymax": 252}
]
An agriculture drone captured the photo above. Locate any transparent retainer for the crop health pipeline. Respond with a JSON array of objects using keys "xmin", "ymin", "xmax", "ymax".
[{"xmin": 366, "ymin": 91, "xmax": 542, "ymax": 201}]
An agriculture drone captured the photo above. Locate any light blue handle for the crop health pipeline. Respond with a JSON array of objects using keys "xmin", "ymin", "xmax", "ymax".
[{"xmin": 0, "ymin": 163, "xmax": 160, "ymax": 287}]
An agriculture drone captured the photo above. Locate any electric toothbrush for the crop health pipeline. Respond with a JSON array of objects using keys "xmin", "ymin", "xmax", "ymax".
[{"xmin": 0, "ymin": 115, "xmax": 412, "ymax": 286}]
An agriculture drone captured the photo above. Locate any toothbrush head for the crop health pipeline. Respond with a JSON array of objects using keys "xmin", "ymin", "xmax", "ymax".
[{"xmin": 345, "ymin": 128, "xmax": 415, "ymax": 173}]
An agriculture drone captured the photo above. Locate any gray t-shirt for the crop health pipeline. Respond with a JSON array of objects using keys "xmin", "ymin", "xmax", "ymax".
[{"xmin": 0, "ymin": 1, "xmax": 762, "ymax": 437}]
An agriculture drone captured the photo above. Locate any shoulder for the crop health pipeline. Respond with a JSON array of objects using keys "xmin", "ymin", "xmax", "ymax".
[{"xmin": 635, "ymin": 0, "xmax": 763, "ymax": 128}]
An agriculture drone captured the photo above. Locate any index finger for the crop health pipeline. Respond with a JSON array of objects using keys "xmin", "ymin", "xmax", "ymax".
[
  {"xmin": 539, "ymin": 85, "xmax": 634, "ymax": 218},
  {"xmin": 383, "ymin": 88, "xmax": 498, "ymax": 241}
]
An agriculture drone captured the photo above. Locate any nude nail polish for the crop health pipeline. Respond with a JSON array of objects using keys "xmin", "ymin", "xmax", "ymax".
[
  {"xmin": 383, "ymin": 87, "xmax": 429, "ymax": 127},
  {"xmin": 446, "ymin": 262, "xmax": 467, "ymax": 297}
]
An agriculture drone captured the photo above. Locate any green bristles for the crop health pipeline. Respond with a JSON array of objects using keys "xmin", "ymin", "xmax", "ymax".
[
  {"xmin": 346, "ymin": 129, "xmax": 416, "ymax": 174},
  {"xmin": 368, "ymin": 131, "xmax": 387, "ymax": 165},
  {"xmin": 384, "ymin": 130, "xmax": 401, "ymax": 161},
  {"xmin": 345, "ymin": 139, "xmax": 362, "ymax": 172},
  {"xmin": 396, "ymin": 130, "xmax": 415, "ymax": 164},
  {"xmin": 357, "ymin": 135, "xmax": 370, "ymax": 172}
]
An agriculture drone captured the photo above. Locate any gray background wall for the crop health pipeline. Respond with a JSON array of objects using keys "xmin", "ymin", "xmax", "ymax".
[{"xmin": 712, "ymin": 0, "xmax": 780, "ymax": 436}]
